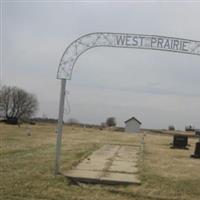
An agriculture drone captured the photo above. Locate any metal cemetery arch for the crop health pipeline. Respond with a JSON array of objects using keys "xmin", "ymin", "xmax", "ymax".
[{"xmin": 55, "ymin": 32, "xmax": 200, "ymax": 174}]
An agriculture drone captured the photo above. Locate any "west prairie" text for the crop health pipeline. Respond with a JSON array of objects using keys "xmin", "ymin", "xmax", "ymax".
[{"xmin": 116, "ymin": 35, "xmax": 190, "ymax": 52}]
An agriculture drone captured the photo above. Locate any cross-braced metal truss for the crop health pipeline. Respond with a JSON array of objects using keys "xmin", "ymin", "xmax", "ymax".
[{"xmin": 57, "ymin": 32, "xmax": 200, "ymax": 80}]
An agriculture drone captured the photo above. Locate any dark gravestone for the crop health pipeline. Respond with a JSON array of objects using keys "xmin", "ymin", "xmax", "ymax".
[
  {"xmin": 195, "ymin": 129, "xmax": 200, "ymax": 136},
  {"xmin": 191, "ymin": 142, "xmax": 200, "ymax": 158},
  {"xmin": 6, "ymin": 117, "xmax": 18, "ymax": 125},
  {"xmin": 171, "ymin": 135, "xmax": 188, "ymax": 149}
]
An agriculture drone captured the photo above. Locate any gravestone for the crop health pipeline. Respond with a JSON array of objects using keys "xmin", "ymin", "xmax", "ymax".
[
  {"xmin": 171, "ymin": 134, "xmax": 188, "ymax": 149},
  {"xmin": 6, "ymin": 117, "xmax": 18, "ymax": 125},
  {"xmin": 191, "ymin": 142, "xmax": 200, "ymax": 158},
  {"xmin": 195, "ymin": 129, "xmax": 200, "ymax": 136}
]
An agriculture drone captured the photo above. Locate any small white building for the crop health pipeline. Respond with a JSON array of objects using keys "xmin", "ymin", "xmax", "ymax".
[{"xmin": 124, "ymin": 117, "xmax": 142, "ymax": 133}]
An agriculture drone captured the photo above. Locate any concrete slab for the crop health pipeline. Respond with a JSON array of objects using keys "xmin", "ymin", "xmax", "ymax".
[
  {"xmin": 109, "ymin": 161, "xmax": 138, "ymax": 173},
  {"xmin": 66, "ymin": 170, "xmax": 102, "ymax": 183},
  {"xmin": 65, "ymin": 144, "xmax": 141, "ymax": 185},
  {"xmin": 101, "ymin": 172, "xmax": 141, "ymax": 185}
]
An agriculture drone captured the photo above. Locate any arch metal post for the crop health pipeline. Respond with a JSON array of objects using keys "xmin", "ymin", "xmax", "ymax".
[{"xmin": 54, "ymin": 79, "xmax": 66, "ymax": 175}]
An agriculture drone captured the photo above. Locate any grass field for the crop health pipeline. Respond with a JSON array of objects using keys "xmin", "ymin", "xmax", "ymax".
[{"xmin": 1, "ymin": 123, "xmax": 200, "ymax": 200}]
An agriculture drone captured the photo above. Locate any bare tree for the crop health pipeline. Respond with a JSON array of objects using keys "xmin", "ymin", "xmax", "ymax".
[
  {"xmin": 168, "ymin": 125, "xmax": 175, "ymax": 131},
  {"xmin": 106, "ymin": 117, "xmax": 116, "ymax": 127},
  {"xmin": 0, "ymin": 86, "xmax": 38, "ymax": 122}
]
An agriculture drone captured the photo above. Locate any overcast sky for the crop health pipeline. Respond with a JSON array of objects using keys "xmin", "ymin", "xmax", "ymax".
[{"xmin": 1, "ymin": 1, "xmax": 200, "ymax": 129}]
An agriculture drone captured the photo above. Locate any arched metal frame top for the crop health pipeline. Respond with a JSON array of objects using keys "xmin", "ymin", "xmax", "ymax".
[
  {"xmin": 57, "ymin": 32, "xmax": 200, "ymax": 80},
  {"xmin": 55, "ymin": 32, "xmax": 200, "ymax": 175}
]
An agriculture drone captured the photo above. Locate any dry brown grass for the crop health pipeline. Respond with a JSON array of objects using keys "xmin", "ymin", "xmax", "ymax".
[{"xmin": 1, "ymin": 123, "xmax": 200, "ymax": 200}]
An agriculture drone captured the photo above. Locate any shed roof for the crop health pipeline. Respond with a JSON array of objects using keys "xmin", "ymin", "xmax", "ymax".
[{"xmin": 124, "ymin": 117, "xmax": 142, "ymax": 125}]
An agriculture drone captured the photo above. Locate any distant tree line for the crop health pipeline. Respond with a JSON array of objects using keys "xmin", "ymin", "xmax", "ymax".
[
  {"xmin": 66, "ymin": 117, "xmax": 122, "ymax": 131},
  {"xmin": 31, "ymin": 117, "xmax": 57, "ymax": 124}
]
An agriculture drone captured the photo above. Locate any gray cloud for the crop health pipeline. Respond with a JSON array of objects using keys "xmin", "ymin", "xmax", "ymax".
[{"xmin": 2, "ymin": 1, "xmax": 200, "ymax": 129}]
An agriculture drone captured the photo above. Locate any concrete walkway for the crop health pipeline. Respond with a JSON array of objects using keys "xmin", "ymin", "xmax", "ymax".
[{"xmin": 65, "ymin": 144, "xmax": 141, "ymax": 185}]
